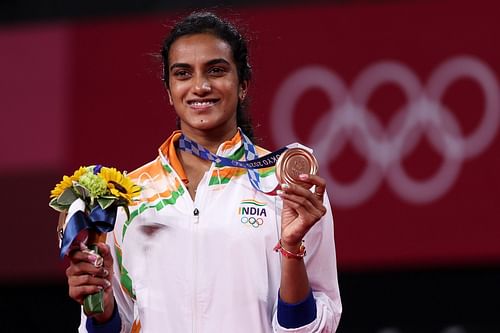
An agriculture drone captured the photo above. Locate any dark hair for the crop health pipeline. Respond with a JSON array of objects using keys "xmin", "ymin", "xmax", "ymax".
[{"xmin": 161, "ymin": 11, "xmax": 254, "ymax": 140}]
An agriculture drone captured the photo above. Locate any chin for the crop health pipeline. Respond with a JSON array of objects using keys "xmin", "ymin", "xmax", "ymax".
[
  {"xmin": 184, "ymin": 120, "xmax": 218, "ymax": 132},
  {"xmin": 195, "ymin": 120, "xmax": 216, "ymax": 129}
]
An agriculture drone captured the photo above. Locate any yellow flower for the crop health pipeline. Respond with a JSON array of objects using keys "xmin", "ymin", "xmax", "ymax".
[
  {"xmin": 50, "ymin": 166, "xmax": 88, "ymax": 198},
  {"xmin": 99, "ymin": 167, "xmax": 141, "ymax": 204}
]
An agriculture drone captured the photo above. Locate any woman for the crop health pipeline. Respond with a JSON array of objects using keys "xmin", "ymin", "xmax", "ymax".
[{"xmin": 67, "ymin": 11, "xmax": 342, "ymax": 333}]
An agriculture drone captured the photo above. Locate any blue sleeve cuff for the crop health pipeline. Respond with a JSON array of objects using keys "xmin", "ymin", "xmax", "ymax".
[
  {"xmin": 277, "ymin": 289, "xmax": 317, "ymax": 329},
  {"xmin": 86, "ymin": 301, "xmax": 122, "ymax": 333}
]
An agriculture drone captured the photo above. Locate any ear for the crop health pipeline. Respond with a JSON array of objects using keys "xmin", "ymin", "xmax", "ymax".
[
  {"xmin": 166, "ymin": 88, "xmax": 173, "ymax": 106},
  {"xmin": 238, "ymin": 80, "xmax": 248, "ymax": 101}
]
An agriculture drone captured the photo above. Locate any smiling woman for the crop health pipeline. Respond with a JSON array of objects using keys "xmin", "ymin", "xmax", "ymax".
[
  {"xmin": 162, "ymin": 12, "xmax": 254, "ymax": 145},
  {"xmin": 64, "ymin": 11, "xmax": 341, "ymax": 333},
  {"xmin": 166, "ymin": 33, "xmax": 245, "ymax": 144}
]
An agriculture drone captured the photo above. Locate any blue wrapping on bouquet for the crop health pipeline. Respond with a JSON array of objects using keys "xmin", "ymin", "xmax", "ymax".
[{"xmin": 60, "ymin": 205, "xmax": 117, "ymax": 258}]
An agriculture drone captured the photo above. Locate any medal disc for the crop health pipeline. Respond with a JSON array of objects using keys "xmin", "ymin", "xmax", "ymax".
[{"xmin": 275, "ymin": 148, "xmax": 318, "ymax": 189}]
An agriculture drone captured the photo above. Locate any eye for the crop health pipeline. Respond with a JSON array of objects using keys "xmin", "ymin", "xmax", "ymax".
[
  {"xmin": 208, "ymin": 67, "xmax": 226, "ymax": 76},
  {"xmin": 172, "ymin": 69, "xmax": 191, "ymax": 79}
]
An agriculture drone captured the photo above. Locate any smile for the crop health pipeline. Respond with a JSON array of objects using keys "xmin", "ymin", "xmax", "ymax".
[{"xmin": 188, "ymin": 99, "xmax": 219, "ymax": 108}]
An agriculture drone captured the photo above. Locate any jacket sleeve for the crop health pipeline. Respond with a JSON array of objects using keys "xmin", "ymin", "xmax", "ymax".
[
  {"xmin": 78, "ymin": 209, "xmax": 136, "ymax": 333},
  {"xmin": 272, "ymin": 193, "xmax": 342, "ymax": 332}
]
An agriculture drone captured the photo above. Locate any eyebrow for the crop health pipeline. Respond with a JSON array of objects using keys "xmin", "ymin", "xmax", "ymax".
[{"xmin": 169, "ymin": 58, "xmax": 231, "ymax": 71}]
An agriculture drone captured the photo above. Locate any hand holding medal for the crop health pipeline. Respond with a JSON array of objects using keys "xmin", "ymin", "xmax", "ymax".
[
  {"xmin": 273, "ymin": 147, "xmax": 327, "ymax": 260},
  {"xmin": 179, "ymin": 132, "xmax": 327, "ymax": 252}
]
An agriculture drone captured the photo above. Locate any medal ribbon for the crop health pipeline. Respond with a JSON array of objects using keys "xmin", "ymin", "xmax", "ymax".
[{"xmin": 178, "ymin": 130, "xmax": 287, "ymax": 194}]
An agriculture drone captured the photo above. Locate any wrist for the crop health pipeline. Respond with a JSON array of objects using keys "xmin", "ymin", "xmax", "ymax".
[
  {"xmin": 280, "ymin": 239, "xmax": 302, "ymax": 253},
  {"xmin": 274, "ymin": 239, "xmax": 306, "ymax": 259}
]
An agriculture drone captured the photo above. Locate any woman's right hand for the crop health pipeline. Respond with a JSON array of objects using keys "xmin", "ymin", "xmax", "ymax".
[{"xmin": 66, "ymin": 242, "xmax": 115, "ymax": 323}]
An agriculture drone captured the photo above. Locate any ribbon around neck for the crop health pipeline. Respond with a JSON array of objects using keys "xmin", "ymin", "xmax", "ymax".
[
  {"xmin": 178, "ymin": 129, "xmax": 291, "ymax": 194},
  {"xmin": 60, "ymin": 202, "xmax": 117, "ymax": 258}
]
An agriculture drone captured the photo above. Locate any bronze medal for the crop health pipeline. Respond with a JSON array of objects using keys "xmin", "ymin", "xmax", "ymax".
[{"xmin": 275, "ymin": 148, "xmax": 318, "ymax": 189}]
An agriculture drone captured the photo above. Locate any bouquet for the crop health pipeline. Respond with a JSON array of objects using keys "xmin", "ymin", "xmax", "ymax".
[{"xmin": 49, "ymin": 165, "xmax": 141, "ymax": 314}]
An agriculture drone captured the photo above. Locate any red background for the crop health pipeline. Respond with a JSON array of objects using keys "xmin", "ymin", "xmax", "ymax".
[{"xmin": 1, "ymin": 0, "xmax": 499, "ymax": 281}]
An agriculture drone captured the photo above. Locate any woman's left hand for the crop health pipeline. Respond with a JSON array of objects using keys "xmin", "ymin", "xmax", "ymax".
[{"xmin": 278, "ymin": 173, "xmax": 327, "ymax": 249}]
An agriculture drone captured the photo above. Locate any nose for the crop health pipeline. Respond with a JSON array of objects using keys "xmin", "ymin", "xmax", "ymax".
[{"xmin": 194, "ymin": 75, "xmax": 211, "ymax": 94}]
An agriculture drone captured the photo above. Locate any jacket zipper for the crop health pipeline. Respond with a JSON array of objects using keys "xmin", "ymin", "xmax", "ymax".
[{"xmin": 192, "ymin": 207, "xmax": 199, "ymax": 333}]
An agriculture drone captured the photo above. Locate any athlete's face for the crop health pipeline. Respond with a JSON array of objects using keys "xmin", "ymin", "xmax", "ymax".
[{"xmin": 167, "ymin": 33, "xmax": 247, "ymax": 138}]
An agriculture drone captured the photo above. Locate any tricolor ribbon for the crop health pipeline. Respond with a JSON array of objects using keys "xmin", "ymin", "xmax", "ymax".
[
  {"xmin": 178, "ymin": 129, "xmax": 304, "ymax": 194},
  {"xmin": 59, "ymin": 198, "xmax": 117, "ymax": 258}
]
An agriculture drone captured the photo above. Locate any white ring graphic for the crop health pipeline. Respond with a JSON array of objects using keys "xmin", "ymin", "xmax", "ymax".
[{"xmin": 271, "ymin": 56, "xmax": 500, "ymax": 207}]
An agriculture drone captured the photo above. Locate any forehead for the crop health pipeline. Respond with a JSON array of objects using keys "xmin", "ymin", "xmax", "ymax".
[{"xmin": 169, "ymin": 33, "xmax": 234, "ymax": 65}]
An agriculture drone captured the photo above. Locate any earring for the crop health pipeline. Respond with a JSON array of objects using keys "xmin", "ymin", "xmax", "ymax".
[{"xmin": 239, "ymin": 91, "xmax": 246, "ymax": 101}]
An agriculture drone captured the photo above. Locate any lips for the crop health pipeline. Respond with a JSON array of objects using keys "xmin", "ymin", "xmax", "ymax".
[{"xmin": 187, "ymin": 98, "xmax": 220, "ymax": 109}]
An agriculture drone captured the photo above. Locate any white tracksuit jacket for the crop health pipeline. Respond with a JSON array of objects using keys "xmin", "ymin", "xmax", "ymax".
[{"xmin": 78, "ymin": 131, "xmax": 342, "ymax": 333}]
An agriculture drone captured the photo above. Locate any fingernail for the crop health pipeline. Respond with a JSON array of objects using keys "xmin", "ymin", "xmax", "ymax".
[
  {"xmin": 276, "ymin": 190, "xmax": 284, "ymax": 196},
  {"xmin": 97, "ymin": 285, "xmax": 103, "ymax": 290},
  {"xmin": 281, "ymin": 183, "xmax": 290, "ymax": 190},
  {"xmin": 104, "ymin": 280, "xmax": 111, "ymax": 288},
  {"xmin": 103, "ymin": 269, "xmax": 109, "ymax": 277},
  {"xmin": 299, "ymin": 174, "xmax": 308, "ymax": 180},
  {"xmin": 93, "ymin": 256, "xmax": 104, "ymax": 268},
  {"xmin": 88, "ymin": 254, "xmax": 97, "ymax": 262}
]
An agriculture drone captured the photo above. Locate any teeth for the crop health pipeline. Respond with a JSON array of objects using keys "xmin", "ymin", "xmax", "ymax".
[
  {"xmin": 191, "ymin": 101, "xmax": 213, "ymax": 106},
  {"xmin": 190, "ymin": 100, "xmax": 214, "ymax": 107}
]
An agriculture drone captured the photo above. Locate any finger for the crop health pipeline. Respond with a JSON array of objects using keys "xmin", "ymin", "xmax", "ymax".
[
  {"xmin": 280, "ymin": 182, "xmax": 325, "ymax": 211},
  {"xmin": 313, "ymin": 181, "xmax": 326, "ymax": 200},
  {"xmin": 298, "ymin": 174, "xmax": 327, "ymax": 198},
  {"xmin": 280, "ymin": 192, "xmax": 326, "ymax": 220},
  {"xmin": 68, "ymin": 249, "xmax": 91, "ymax": 262},
  {"xmin": 279, "ymin": 196, "xmax": 324, "ymax": 242},
  {"xmin": 294, "ymin": 173, "xmax": 327, "ymax": 188},
  {"xmin": 69, "ymin": 248, "xmax": 103, "ymax": 266},
  {"xmin": 69, "ymin": 285, "xmax": 105, "ymax": 304},
  {"xmin": 308, "ymin": 173, "xmax": 327, "ymax": 187},
  {"xmin": 69, "ymin": 274, "xmax": 111, "ymax": 290},
  {"xmin": 66, "ymin": 261, "xmax": 109, "ymax": 278},
  {"xmin": 95, "ymin": 243, "xmax": 113, "ymax": 269},
  {"xmin": 287, "ymin": 196, "xmax": 326, "ymax": 224},
  {"xmin": 96, "ymin": 242, "xmax": 111, "ymax": 257}
]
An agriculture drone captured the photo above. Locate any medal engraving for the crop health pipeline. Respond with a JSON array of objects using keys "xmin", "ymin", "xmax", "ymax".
[{"xmin": 276, "ymin": 148, "xmax": 318, "ymax": 189}]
